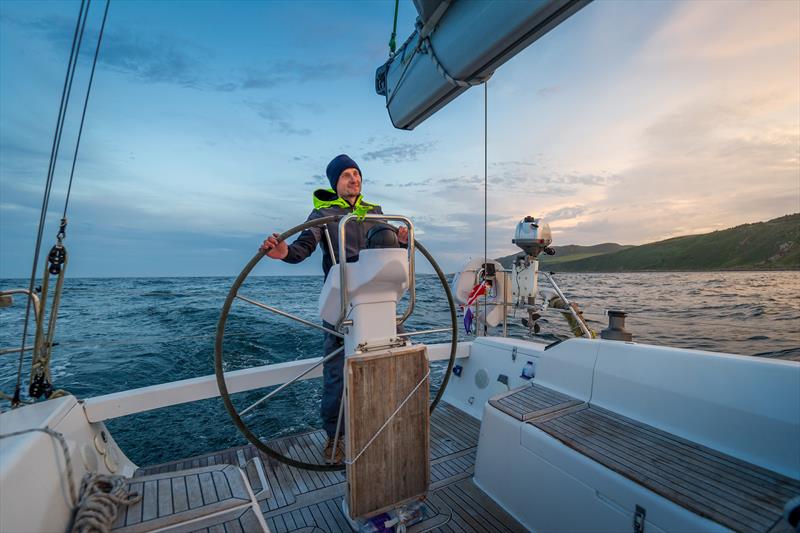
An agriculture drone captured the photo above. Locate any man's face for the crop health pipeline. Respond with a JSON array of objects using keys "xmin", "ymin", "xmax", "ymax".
[{"xmin": 336, "ymin": 167, "xmax": 362, "ymax": 198}]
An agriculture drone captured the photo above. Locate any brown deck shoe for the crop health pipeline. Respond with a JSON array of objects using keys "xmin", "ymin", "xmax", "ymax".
[{"xmin": 323, "ymin": 437, "xmax": 345, "ymax": 465}]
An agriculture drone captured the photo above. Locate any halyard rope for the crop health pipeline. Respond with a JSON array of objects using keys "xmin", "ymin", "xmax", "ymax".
[
  {"xmin": 12, "ymin": 0, "xmax": 88, "ymax": 407},
  {"xmin": 11, "ymin": 0, "xmax": 109, "ymax": 406},
  {"xmin": 345, "ymin": 367, "xmax": 431, "ymax": 466}
]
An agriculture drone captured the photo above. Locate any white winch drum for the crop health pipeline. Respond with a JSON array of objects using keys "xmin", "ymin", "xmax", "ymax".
[{"xmin": 451, "ymin": 257, "xmax": 506, "ymax": 327}]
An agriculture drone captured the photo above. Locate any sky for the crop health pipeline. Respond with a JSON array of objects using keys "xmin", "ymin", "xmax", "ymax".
[{"xmin": 1, "ymin": 0, "xmax": 798, "ymax": 277}]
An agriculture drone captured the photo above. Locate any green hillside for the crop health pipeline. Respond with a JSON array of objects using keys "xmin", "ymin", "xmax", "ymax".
[
  {"xmin": 497, "ymin": 243, "xmax": 632, "ymax": 269},
  {"xmin": 550, "ymin": 214, "xmax": 799, "ymax": 272}
]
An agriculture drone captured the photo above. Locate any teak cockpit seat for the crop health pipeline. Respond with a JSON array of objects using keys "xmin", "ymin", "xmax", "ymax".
[
  {"xmin": 528, "ymin": 398, "xmax": 800, "ymax": 531},
  {"xmin": 487, "ymin": 383, "xmax": 800, "ymax": 532},
  {"xmin": 111, "ymin": 464, "xmax": 268, "ymax": 532}
]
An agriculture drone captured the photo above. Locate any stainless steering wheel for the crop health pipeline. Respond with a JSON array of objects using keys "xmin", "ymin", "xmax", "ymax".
[{"xmin": 214, "ymin": 215, "xmax": 458, "ymax": 471}]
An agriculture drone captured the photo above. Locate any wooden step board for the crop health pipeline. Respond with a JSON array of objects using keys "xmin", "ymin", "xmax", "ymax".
[
  {"xmin": 488, "ymin": 383, "xmax": 583, "ymax": 421},
  {"xmin": 345, "ymin": 345, "xmax": 430, "ymax": 518},
  {"xmin": 112, "ymin": 464, "xmax": 268, "ymax": 532},
  {"xmin": 530, "ymin": 404, "xmax": 800, "ymax": 532},
  {"xmin": 136, "ymin": 402, "xmax": 526, "ymax": 532}
]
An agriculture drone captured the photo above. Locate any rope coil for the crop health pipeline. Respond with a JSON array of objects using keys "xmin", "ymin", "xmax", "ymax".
[{"xmin": 72, "ymin": 473, "xmax": 141, "ymax": 533}]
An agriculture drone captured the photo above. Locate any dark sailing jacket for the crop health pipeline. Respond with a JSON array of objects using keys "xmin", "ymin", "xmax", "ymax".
[{"xmin": 282, "ymin": 189, "xmax": 383, "ymax": 278}]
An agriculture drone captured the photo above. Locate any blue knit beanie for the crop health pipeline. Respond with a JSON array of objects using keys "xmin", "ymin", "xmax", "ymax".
[{"xmin": 326, "ymin": 154, "xmax": 361, "ymax": 191}]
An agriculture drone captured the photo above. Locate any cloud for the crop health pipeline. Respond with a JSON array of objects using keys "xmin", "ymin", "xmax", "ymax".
[
  {"xmin": 643, "ymin": 0, "xmax": 799, "ymax": 63},
  {"xmin": 383, "ymin": 178, "xmax": 432, "ymax": 189},
  {"xmin": 559, "ymin": 173, "xmax": 609, "ymax": 186},
  {"xmin": 9, "ymin": 14, "xmax": 357, "ymax": 92},
  {"xmin": 11, "ymin": 14, "xmax": 217, "ymax": 89},
  {"xmin": 546, "ymin": 206, "xmax": 585, "ymax": 220},
  {"xmin": 304, "ymin": 174, "xmax": 327, "ymax": 186},
  {"xmin": 101, "ymin": 31, "xmax": 212, "ymax": 88},
  {"xmin": 442, "ymin": 166, "xmax": 612, "ymax": 194},
  {"xmin": 491, "ymin": 159, "xmax": 541, "ymax": 168},
  {"xmin": 237, "ymin": 61, "xmax": 358, "ymax": 90},
  {"xmin": 436, "ymin": 175, "xmax": 481, "ymax": 185},
  {"xmin": 537, "ymin": 85, "xmax": 560, "ymax": 97},
  {"xmin": 362, "ymin": 142, "xmax": 435, "ymax": 163},
  {"xmin": 0, "ymin": 138, "xmax": 51, "ymax": 174},
  {"xmin": 561, "ymin": 93, "xmax": 800, "ymax": 244},
  {"xmin": 406, "ymin": 211, "xmax": 521, "ymax": 263},
  {"xmin": 246, "ymin": 101, "xmax": 311, "ymax": 136},
  {"xmin": 452, "ymin": 158, "xmax": 614, "ymax": 194}
]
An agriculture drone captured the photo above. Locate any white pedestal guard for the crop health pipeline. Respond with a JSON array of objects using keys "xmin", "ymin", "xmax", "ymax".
[{"xmin": 319, "ymin": 248, "xmax": 409, "ymax": 355}]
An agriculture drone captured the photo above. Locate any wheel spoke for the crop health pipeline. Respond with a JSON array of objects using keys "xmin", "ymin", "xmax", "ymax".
[
  {"xmin": 236, "ymin": 294, "xmax": 343, "ymax": 338},
  {"xmin": 239, "ymin": 346, "xmax": 343, "ymax": 416},
  {"xmin": 397, "ymin": 328, "xmax": 451, "ymax": 337}
]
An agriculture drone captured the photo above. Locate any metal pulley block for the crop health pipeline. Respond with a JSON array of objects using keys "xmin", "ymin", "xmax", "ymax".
[
  {"xmin": 48, "ymin": 245, "xmax": 66, "ymax": 275},
  {"xmin": 29, "ymin": 370, "xmax": 53, "ymax": 399}
]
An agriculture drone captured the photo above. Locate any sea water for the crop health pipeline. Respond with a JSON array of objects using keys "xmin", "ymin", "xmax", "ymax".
[{"xmin": 1, "ymin": 272, "xmax": 798, "ymax": 466}]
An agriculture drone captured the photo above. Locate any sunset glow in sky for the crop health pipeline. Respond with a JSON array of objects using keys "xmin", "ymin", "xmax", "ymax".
[{"xmin": 1, "ymin": 0, "xmax": 798, "ymax": 276}]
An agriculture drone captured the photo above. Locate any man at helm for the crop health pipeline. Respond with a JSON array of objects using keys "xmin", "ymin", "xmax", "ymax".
[{"xmin": 261, "ymin": 154, "xmax": 408, "ymax": 464}]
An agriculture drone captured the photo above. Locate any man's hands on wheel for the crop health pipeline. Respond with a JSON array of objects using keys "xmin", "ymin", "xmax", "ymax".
[
  {"xmin": 261, "ymin": 233, "xmax": 288, "ymax": 259},
  {"xmin": 262, "ymin": 226, "xmax": 406, "ymax": 259}
]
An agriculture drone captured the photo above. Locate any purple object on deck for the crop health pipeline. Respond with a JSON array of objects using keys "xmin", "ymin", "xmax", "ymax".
[{"xmin": 464, "ymin": 307, "xmax": 474, "ymax": 333}]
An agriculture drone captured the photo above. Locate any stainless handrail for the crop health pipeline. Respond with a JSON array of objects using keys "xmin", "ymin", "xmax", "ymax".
[
  {"xmin": 322, "ymin": 226, "xmax": 337, "ymax": 266},
  {"xmin": 336, "ymin": 214, "xmax": 415, "ymax": 330},
  {"xmin": 502, "ymin": 270, "xmax": 510, "ymax": 337},
  {"xmin": 1, "ymin": 289, "xmax": 43, "ymax": 356},
  {"xmin": 541, "ymin": 272, "xmax": 592, "ymax": 338},
  {"xmin": 0, "ymin": 289, "xmax": 41, "ymax": 319}
]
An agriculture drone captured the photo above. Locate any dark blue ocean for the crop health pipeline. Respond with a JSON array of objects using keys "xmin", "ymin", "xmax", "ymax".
[{"xmin": 1, "ymin": 272, "xmax": 798, "ymax": 467}]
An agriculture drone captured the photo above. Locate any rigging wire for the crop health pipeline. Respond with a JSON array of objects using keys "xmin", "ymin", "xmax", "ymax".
[
  {"xmin": 12, "ymin": 0, "xmax": 89, "ymax": 406},
  {"xmin": 388, "ymin": 0, "xmax": 400, "ymax": 55},
  {"xmin": 62, "ymin": 0, "xmax": 111, "ymax": 224},
  {"xmin": 483, "ymin": 80, "xmax": 488, "ymax": 335}
]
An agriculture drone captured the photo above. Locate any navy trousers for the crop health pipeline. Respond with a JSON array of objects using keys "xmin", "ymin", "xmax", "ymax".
[
  {"xmin": 319, "ymin": 321, "xmax": 405, "ymax": 438},
  {"xmin": 320, "ymin": 322, "xmax": 344, "ymax": 439}
]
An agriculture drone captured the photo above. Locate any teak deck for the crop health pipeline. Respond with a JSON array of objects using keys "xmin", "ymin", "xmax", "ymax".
[
  {"xmin": 135, "ymin": 402, "xmax": 526, "ymax": 532},
  {"xmin": 114, "ymin": 464, "xmax": 267, "ymax": 532}
]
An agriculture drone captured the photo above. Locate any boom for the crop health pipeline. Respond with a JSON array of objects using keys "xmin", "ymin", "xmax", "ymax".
[{"xmin": 376, "ymin": 0, "xmax": 590, "ymax": 130}]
